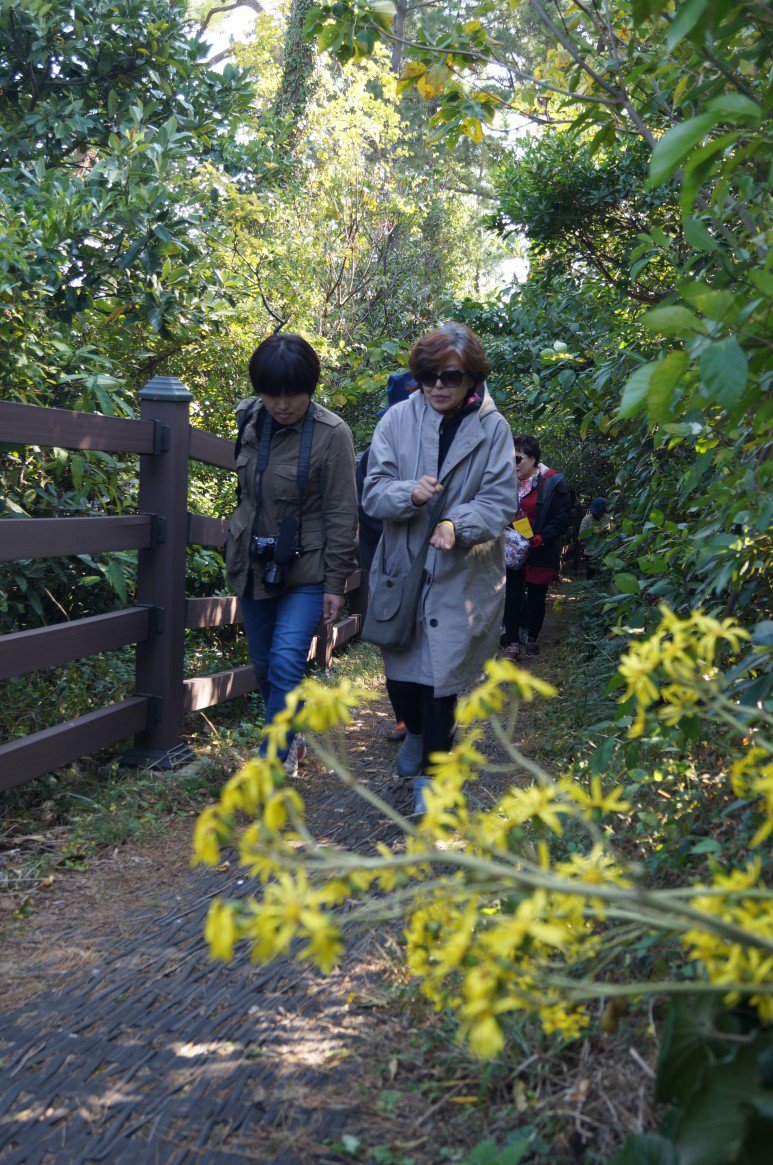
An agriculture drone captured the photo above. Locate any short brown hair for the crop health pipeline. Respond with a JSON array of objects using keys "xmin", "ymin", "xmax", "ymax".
[
  {"xmin": 408, "ymin": 322, "xmax": 490, "ymax": 386},
  {"xmin": 512, "ymin": 433, "xmax": 541, "ymax": 462}
]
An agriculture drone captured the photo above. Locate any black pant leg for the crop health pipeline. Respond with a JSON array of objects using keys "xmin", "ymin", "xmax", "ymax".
[
  {"xmin": 385, "ymin": 678, "xmax": 423, "ymax": 736},
  {"xmin": 503, "ymin": 569, "xmax": 526, "ymax": 644},
  {"xmin": 421, "ymin": 687, "xmax": 457, "ymax": 771},
  {"xmin": 526, "ymin": 583, "xmax": 549, "ymax": 639}
]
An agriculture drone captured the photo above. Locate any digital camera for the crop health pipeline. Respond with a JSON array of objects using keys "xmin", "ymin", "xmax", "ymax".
[
  {"xmin": 249, "ymin": 535, "xmax": 277, "ymax": 563},
  {"xmin": 251, "ymin": 516, "xmax": 301, "ymax": 592}
]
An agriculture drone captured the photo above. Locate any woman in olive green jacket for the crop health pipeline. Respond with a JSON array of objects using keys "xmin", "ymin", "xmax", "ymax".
[{"xmin": 225, "ymin": 334, "xmax": 358, "ymax": 772}]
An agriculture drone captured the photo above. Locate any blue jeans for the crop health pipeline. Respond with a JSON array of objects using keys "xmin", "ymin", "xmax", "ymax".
[{"xmin": 239, "ymin": 584, "xmax": 324, "ymax": 759}]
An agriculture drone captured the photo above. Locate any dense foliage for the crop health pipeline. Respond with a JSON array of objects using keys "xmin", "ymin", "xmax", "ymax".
[
  {"xmin": 307, "ymin": 0, "xmax": 772, "ymax": 626},
  {"xmin": 0, "ymin": 0, "xmax": 500, "ymax": 631}
]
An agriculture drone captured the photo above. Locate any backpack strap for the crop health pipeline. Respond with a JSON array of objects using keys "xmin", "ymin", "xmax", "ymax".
[
  {"xmin": 234, "ymin": 398, "xmax": 258, "ymax": 506},
  {"xmin": 295, "ymin": 406, "xmax": 315, "ymax": 552},
  {"xmin": 234, "ymin": 397, "xmax": 258, "ymax": 464}
]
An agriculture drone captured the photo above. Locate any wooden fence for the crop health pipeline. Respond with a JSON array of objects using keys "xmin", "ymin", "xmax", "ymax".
[{"xmin": 0, "ymin": 378, "xmax": 366, "ymax": 792}]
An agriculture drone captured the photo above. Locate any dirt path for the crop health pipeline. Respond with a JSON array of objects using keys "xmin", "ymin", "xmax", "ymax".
[{"xmin": 0, "ymin": 589, "xmax": 653, "ymax": 1163}]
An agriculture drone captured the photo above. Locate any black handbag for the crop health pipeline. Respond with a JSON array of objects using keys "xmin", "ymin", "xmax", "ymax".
[{"xmin": 361, "ymin": 491, "xmax": 447, "ymax": 653}]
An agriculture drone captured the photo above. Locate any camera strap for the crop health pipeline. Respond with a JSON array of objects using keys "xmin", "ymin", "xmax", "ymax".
[
  {"xmin": 295, "ymin": 406, "xmax": 314, "ymax": 552},
  {"xmin": 251, "ymin": 405, "xmax": 315, "ymax": 550}
]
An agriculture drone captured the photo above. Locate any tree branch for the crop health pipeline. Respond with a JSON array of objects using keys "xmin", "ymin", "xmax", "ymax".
[{"xmin": 198, "ymin": 0, "xmax": 264, "ymax": 38}]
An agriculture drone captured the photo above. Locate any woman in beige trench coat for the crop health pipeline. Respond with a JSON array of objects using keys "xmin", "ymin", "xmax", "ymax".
[{"xmin": 362, "ymin": 323, "xmax": 516, "ymax": 814}]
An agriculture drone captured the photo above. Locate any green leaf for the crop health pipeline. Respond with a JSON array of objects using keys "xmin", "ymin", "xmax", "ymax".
[
  {"xmin": 673, "ymin": 1031, "xmax": 773, "ymax": 1165},
  {"xmin": 655, "ymin": 995, "xmax": 717, "ymax": 1107},
  {"xmin": 751, "ymin": 620, "xmax": 773, "ymax": 646},
  {"xmin": 690, "ymin": 838, "xmax": 722, "ymax": 854},
  {"xmin": 667, "ymin": 0, "xmax": 709, "ymax": 51},
  {"xmin": 614, "ymin": 572, "xmax": 641, "ymax": 594},
  {"xmin": 749, "ymin": 269, "xmax": 773, "ymax": 297},
  {"xmin": 662, "ymin": 421, "xmax": 703, "ymax": 436},
  {"xmin": 680, "ymin": 131, "xmax": 738, "ymax": 214},
  {"xmin": 619, "ymin": 362, "xmax": 655, "ymax": 419},
  {"xmin": 705, "ymin": 93, "xmax": 762, "ymax": 123},
  {"xmin": 609, "ymin": 1133, "xmax": 678, "ymax": 1165},
  {"xmin": 643, "ymin": 306, "xmax": 706, "ymax": 336},
  {"xmin": 700, "ymin": 338, "xmax": 748, "ymax": 407},
  {"xmin": 649, "ymin": 114, "xmax": 718, "ymax": 187},
  {"xmin": 680, "ymin": 283, "xmax": 738, "ymax": 319},
  {"xmin": 70, "ymin": 455, "xmax": 85, "ymax": 490},
  {"xmin": 589, "ymin": 736, "xmax": 616, "ymax": 775},
  {"xmin": 648, "ymin": 351, "xmax": 688, "ymax": 421},
  {"xmin": 682, "ymin": 216, "xmax": 719, "ymax": 252},
  {"xmin": 106, "ymin": 557, "xmax": 128, "ymax": 604}
]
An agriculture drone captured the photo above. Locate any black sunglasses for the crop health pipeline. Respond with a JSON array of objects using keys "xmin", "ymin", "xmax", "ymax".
[
  {"xmin": 417, "ymin": 368, "xmax": 466, "ymax": 389},
  {"xmin": 515, "ymin": 454, "xmax": 530, "ymax": 463}
]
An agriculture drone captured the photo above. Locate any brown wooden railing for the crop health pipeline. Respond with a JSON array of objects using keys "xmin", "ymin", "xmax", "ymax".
[{"xmin": 0, "ymin": 378, "xmax": 366, "ymax": 792}]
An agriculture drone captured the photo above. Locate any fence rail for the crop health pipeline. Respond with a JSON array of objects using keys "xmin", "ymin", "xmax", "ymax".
[
  {"xmin": 0, "ymin": 399, "xmax": 164, "ymax": 454},
  {"xmin": 0, "ymin": 380, "xmax": 366, "ymax": 791},
  {"xmin": 0, "ymin": 515, "xmax": 162, "ymax": 561}
]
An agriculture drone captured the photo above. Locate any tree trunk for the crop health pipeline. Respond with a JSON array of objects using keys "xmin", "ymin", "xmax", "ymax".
[
  {"xmin": 390, "ymin": 0, "xmax": 409, "ymax": 74},
  {"xmin": 271, "ymin": 0, "xmax": 315, "ymax": 130}
]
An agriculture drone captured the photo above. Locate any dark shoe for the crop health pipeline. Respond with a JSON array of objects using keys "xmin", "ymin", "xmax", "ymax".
[
  {"xmin": 396, "ymin": 731, "xmax": 423, "ymax": 778},
  {"xmin": 505, "ymin": 642, "xmax": 521, "ymax": 661},
  {"xmin": 412, "ymin": 775, "xmax": 430, "ymax": 817},
  {"xmin": 387, "ymin": 720, "xmax": 407, "ymax": 742},
  {"xmin": 525, "ymin": 638, "xmax": 540, "ymax": 657}
]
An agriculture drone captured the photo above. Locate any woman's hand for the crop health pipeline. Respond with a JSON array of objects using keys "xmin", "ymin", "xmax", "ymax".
[
  {"xmin": 430, "ymin": 519, "xmax": 456, "ymax": 552},
  {"xmin": 412, "ymin": 476, "xmax": 443, "ymax": 506},
  {"xmin": 323, "ymin": 593, "xmax": 344, "ymax": 624}
]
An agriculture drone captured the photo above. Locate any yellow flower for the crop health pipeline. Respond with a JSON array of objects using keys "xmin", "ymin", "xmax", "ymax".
[
  {"xmin": 293, "ymin": 677, "xmax": 374, "ymax": 734},
  {"xmin": 220, "ymin": 758, "xmax": 279, "ymax": 815},
  {"xmin": 457, "ymin": 660, "xmax": 556, "ymax": 724},
  {"xmin": 263, "ymin": 788, "xmax": 304, "ymax": 832},
  {"xmin": 539, "ymin": 1002, "xmax": 588, "ymax": 1040},
  {"xmin": 205, "ymin": 899, "xmax": 239, "ymax": 961},
  {"xmin": 298, "ymin": 909, "xmax": 344, "ymax": 972},
  {"xmin": 237, "ymin": 824, "xmax": 286, "ymax": 881},
  {"xmin": 457, "ymin": 677, "xmax": 507, "ymax": 723},
  {"xmin": 658, "ymin": 684, "xmax": 701, "ymax": 726},
  {"xmin": 480, "ymin": 895, "xmax": 569, "ymax": 958},
  {"xmin": 467, "ymin": 1011, "xmax": 505, "ymax": 1059},
  {"xmin": 427, "ymin": 732, "xmax": 486, "ymax": 784},
  {"xmin": 559, "ymin": 775, "xmax": 631, "ymax": 815},
  {"xmin": 261, "ymin": 711, "xmax": 293, "ymax": 759},
  {"xmin": 483, "ymin": 656, "xmax": 558, "ymax": 701},
  {"xmin": 748, "ymin": 766, "xmax": 773, "ymax": 847},
  {"xmin": 555, "ymin": 845, "xmax": 631, "ymax": 919},
  {"xmin": 497, "ymin": 784, "xmax": 565, "ymax": 835},
  {"xmin": 682, "ymin": 860, "xmax": 773, "ymax": 1018},
  {"xmin": 192, "ymin": 805, "xmax": 229, "ymax": 866},
  {"xmin": 730, "ymin": 747, "xmax": 766, "ymax": 798},
  {"xmin": 618, "ymin": 636, "xmax": 661, "ymax": 707}
]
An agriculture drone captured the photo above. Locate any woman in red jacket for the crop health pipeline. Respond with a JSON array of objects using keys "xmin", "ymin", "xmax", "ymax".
[{"xmin": 503, "ymin": 433, "xmax": 571, "ymax": 660}]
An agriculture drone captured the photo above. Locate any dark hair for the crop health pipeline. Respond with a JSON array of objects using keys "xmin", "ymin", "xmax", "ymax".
[
  {"xmin": 512, "ymin": 433, "xmax": 541, "ymax": 462},
  {"xmin": 408, "ymin": 322, "xmax": 490, "ymax": 386},
  {"xmin": 248, "ymin": 333, "xmax": 321, "ymax": 397}
]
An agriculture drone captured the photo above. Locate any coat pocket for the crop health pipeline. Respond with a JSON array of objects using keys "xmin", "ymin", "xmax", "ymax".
[
  {"xmin": 224, "ymin": 508, "xmax": 249, "ymax": 572},
  {"xmin": 369, "ymin": 573, "xmax": 404, "ymax": 621}
]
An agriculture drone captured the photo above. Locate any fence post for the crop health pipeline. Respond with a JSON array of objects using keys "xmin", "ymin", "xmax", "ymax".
[{"xmin": 121, "ymin": 376, "xmax": 194, "ymax": 769}]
